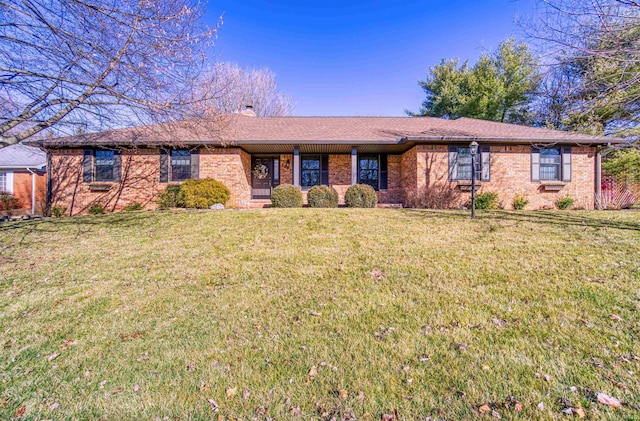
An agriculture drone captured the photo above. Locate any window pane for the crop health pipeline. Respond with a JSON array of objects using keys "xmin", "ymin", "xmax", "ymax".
[
  {"xmin": 540, "ymin": 165, "xmax": 560, "ymax": 181},
  {"xmin": 95, "ymin": 166, "xmax": 114, "ymax": 181},
  {"xmin": 171, "ymin": 150, "xmax": 191, "ymax": 181},
  {"xmin": 302, "ymin": 155, "xmax": 320, "ymax": 170},
  {"xmin": 95, "ymin": 150, "xmax": 114, "ymax": 166},
  {"xmin": 540, "ymin": 148, "xmax": 561, "ymax": 164},
  {"xmin": 0, "ymin": 172, "xmax": 6, "ymax": 192},
  {"xmin": 301, "ymin": 170, "xmax": 320, "ymax": 187}
]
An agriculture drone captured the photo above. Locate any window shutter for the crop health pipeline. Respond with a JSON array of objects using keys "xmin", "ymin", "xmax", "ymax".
[
  {"xmin": 562, "ymin": 147, "xmax": 571, "ymax": 182},
  {"xmin": 159, "ymin": 149, "xmax": 168, "ymax": 183},
  {"xmin": 531, "ymin": 147, "xmax": 540, "ymax": 181},
  {"xmin": 448, "ymin": 146, "xmax": 458, "ymax": 181},
  {"xmin": 481, "ymin": 145, "xmax": 490, "ymax": 182},
  {"xmin": 190, "ymin": 149, "xmax": 199, "ymax": 180},
  {"xmin": 113, "ymin": 150, "xmax": 122, "ymax": 182},
  {"xmin": 379, "ymin": 154, "xmax": 388, "ymax": 190},
  {"xmin": 83, "ymin": 149, "xmax": 92, "ymax": 183},
  {"xmin": 321, "ymin": 154, "xmax": 329, "ymax": 185}
]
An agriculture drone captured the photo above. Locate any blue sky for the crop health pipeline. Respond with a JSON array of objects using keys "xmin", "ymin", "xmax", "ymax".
[{"xmin": 205, "ymin": 0, "xmax": 537, "ymax": 116}]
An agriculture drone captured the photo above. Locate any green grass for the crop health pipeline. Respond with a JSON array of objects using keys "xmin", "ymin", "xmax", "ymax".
[{"xmin": 1, "ymin": 209, "xmax": 639, "ymax": 420}]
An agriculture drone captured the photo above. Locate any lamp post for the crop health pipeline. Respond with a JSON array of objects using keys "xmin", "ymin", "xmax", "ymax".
[{"xmin": 470, "ymin": 140, "xmax": 479, "ymax": 219}]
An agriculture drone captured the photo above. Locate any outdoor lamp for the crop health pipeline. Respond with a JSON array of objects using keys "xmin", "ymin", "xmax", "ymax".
[{"xmin": 470, "ymin": 140, "xmax": 479, "ymax": 219}]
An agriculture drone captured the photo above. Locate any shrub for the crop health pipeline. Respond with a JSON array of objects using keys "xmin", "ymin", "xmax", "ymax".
[
  {"xmin": 0, "ymin": 192, "xmax": 20, "ymax": 211},
  {"xmin": 157, "ymin": 185, "xmax": 186, "ymax": 208},
  {"xmin": 88, "ymin": 203, "xmax": 105, "ymax": 215},
  {"xmin": 271, "ymin": 184, "xmax": 303, "ymax": 208},
  {"xmin": 124, "ymin": 202, "xmax": 143, "ymax": 212},
  {"xmin": 345, "ymin": 184, "xmax": 377, "ymax": 208},
  {"xmin": 405, "ymin": 184, "xmax": 462, "ymax": 209},
  {"xmin": 470, "ymin": 192, "xmax": 499, "ymax": 210},
  {"xmin": 555, "ymin": 195, "xmax": 574, "ymax": 210},
  {"xmin": 512, "ymin": 193, "xmax": 529, "ymax": 210},
  {"xmin": 51, "ymin": 205, "xmax": 67, "ymax": 217},
  {"xmin": 307, "ymin": 185, "xmax": 339, "ymax": 208},
  {"xmin": 180, "ymin": 178, "xmax": 230, "ymax": 209}
]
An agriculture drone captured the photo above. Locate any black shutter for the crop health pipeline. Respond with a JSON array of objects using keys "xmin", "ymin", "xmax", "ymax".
[
  {"xmin": 562, "ymin": 147, "xmax": 571, "ymax": 182},
  {"xmin": 531, "ymin": 147, "xmax": 540, "ymax": 182},
  {"xmin": 321, "ymin": 154, "xmax": 329, "ymax": 185},
  {"xmin": 83, "ymin": 149, "xmax": 92, "ymax": 183},
  {"xmin": 190, "ymin": 149, "xmax": 199, "ymax": 180},
  {"xmin": 480, "ymin": 145, "xmax": 490, "ymax": 182},
  {"xmin": 159, "ymin": 149, "xmax": 168, "ymax": 183},
  {"xmin": 113, "ymin": 150, "xmax": 122, "ymax": 182},
  {"xmin": 379, "ymin": 154, "xmax": 388, "ymax": 190},
  {"xmin": 448, "ymin": 146, "xmax": 458, "ymax": 181}
]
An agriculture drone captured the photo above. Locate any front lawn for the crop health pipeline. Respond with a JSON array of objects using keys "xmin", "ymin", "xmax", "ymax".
[{"xmin": 1, "ymin": 209, "xmax": 639, "ymax": 419}]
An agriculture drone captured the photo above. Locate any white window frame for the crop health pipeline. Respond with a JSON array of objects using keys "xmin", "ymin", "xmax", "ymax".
[{"xmin": 0, "ymin": 171, "xmax": 14, "ymax": 194}]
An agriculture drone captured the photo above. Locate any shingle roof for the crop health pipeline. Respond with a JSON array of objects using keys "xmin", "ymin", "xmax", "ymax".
[
  {"xmin": 0, "ymin": 142, "xmax": 47, "ymax": 168},
  {"xmin": 35, "ymin": 115, "xmax": 613, "ymax": 148}
]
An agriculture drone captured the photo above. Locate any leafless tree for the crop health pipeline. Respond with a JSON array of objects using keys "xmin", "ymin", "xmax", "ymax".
[
  {"xmin": 191, "ymin": 62, "xmax": 295, "ymax": 117},
  {"xmin": 0, "ymin": 0, "xmax": 220, "ymax": 147},
  {"xmin": 524, "ymin": 0, "xmax": 640, "ymax": 137}
]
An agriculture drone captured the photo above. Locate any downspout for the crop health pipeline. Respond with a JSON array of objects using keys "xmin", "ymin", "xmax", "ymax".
[
  {"xmin": 46, "ymin": 152, "xmax": 52, "ymax": 216},
  {"xmin": 595, "ymin": 146, "xmax": 602, "ymax": 210},
  {"xmin": 26, "ymin": 167, "xmax": 36, "ymax": 215}
]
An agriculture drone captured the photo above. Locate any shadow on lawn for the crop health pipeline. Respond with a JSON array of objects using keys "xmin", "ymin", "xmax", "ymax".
[{"xmin": 398, "ymin": 208, "xmax": 640, "ymax": 232}]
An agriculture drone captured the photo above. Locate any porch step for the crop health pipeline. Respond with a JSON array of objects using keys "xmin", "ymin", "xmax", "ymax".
[{"xmin": 247, "ymin": 199, "xmax": 272, "ymax": 209}]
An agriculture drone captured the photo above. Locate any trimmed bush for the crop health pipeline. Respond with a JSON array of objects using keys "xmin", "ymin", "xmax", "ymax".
[
  {"xmin": 555, "ymin": 195, "xmax": 574, "ymax": 210},
  {"xmin": 181, "ymin": 178, "xmax": 230, "ymax": 209},
  {"xmin": 124, "ymin": 202, "xmax": 143, "ymax": 212},
  {"xmin": 271, "ymin": 184, "xmax": 303, "ymax": 208},
  {"xmin": 405, "ymin": 184, "xmax": 462, "ymax": 209},
  {"xmin": 512, "ymin": 193, "xmax": 529, "ymax": 210},
  {"xmin": 157, "ymin": 185, "xmax": 186, "ymax": 208},
  {"xmin": 471, "ymin": 192, "xmax": 499, "ymax": 210},
  {"xmin": 0, "ymin": 192, "xmax": 20, "ymax": 211},
  {"xmin": 88, "ymin": 203, "xmax": 105, "ymax": 215},
  {"xmin": 345, "ymin": 184, "xmax": 377, "ymax": 208},
  {"xmin": 307, "ymin": 185, "xmax": 339, "ymax": 208}
]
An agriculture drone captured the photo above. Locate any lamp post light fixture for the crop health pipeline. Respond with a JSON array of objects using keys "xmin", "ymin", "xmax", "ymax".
[{"xmin": 470, "ymin": 140, "xmax": 479, "ymax": 219}]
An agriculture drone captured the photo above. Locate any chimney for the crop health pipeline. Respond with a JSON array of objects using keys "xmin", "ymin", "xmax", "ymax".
[{"xmin": 240, "ymin": 105, "xmax": 256, "ymax": 117}]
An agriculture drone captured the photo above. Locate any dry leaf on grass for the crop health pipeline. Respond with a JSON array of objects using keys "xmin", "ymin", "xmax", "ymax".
[
  {"xmin": 133, "ymin": 384, "xmax": 140, "ymax": 392},
  {"xmin": 226, "ymin": 387, "xmax": 237, "ymax": 397},
  {"xmin": 13, "ymin": 406, "xmax": 25, "ymax": 418},
  {"xmin": 308, "ymin": 365, "xmax": 318, "ymax": 378},
  {"xmin": 47, "ymin": 353, "xmax": 60, "ymax": 361},
  {"xmin": 338, "ymin": 389, "xmax": 348, "ymax": 400},
  {"xmin": 574, "ymin": 406, "xmax": 586, "ymax": 418},
  {"xmin": 610, "ymin": 314, "xmax": 624, "ymax": 322},
  {"xmin": 48, "ymin": 402, "xmax": 60, "ymax": 410},
  {"xmin": 309, "ymin": 311, "xmax": 322, "ymax": 317},
  {"xmin": 289, "ymin": 405, "xmax": 301, "ymax": 416},
  {"xmin": 478, "ymin": 403, "xmax": 491, "ymax": 414},
  {"xmin": 596, "ymin": 393, "xmax": 621, "ymax": 408},
  {"xmin": 207, "ymin": 399, "xmax": 219, "ymax": 412},
  {"xmin": 370, "ymin": 269, "xmax": 384, "ymax": 281}
]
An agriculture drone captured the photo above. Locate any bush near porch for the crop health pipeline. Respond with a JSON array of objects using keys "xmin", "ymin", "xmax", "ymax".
[{"xmin": 0, "ymin": 209, "xmax": 639, "ymax": 420}]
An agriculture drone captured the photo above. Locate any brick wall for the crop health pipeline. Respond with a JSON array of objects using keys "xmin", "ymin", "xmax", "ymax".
[
  {"xmin": 403, "ymin": 144, "xmax": 597, "ymax": 210},
  {"xmin": 328, "ymin": 154, "xmax": 351, "ymax": 203},
  {"xmin": 199, "ymin": 148, "xmax": 251, "ymax": 207},
  {"xmin": 3, "ymin": 170, "xmax": 46, "ymax": 215}
]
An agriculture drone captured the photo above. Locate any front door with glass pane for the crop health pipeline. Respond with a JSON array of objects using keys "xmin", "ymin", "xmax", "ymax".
[{"xmin": 251, "ymin": 156, "xmax": 279, "ymax": 199}]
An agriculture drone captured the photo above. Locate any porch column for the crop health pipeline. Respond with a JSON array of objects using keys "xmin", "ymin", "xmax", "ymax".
[
  {"xmin": 351, "ymin": 147, "xmax": 358, "ymax": 185},
  {"xmin": 595, "ymin": 146, "xmax": 602, "ymax": 210},
  {"xmin": 293, "ymin": 146, "xmax": 300, "ymax": 188}
]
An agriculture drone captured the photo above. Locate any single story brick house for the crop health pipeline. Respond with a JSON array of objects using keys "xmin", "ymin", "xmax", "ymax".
[
  {"xmin": 0, "ymin": 143, "xmax": 47, "ymax": 215},
  {"xmin": 33, "ymin": 112, "xmax": 611, "ymax": 215}
]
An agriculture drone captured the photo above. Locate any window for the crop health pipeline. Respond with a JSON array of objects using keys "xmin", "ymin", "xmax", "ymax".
[
  {"xmin": 0, "ymin": 171, "xmax": 7, "ymax": 193},
  {"xmin": 301, "ymin": 155, "xmax": 321, "ymax": 187},
  {"xmin": 448, "ymin": 146, "xmax": 490, "ymax": 182},
  {"xmin": 171, "ymin": 150, "xmax": 191, "ymax": 181},
  {"xmin": 83, "ymin": 149, "xmax": 121, "ymax": 183},
  {"xmin": 160, "ymin": 149, "xmax": 198, "ymax": 182},
  {"xmin": 539, "ymin": 148, "xmax": 561, "ymax": 181},
  {"xmin": 358, "ymin": 154, "xmax": 388, "ymax": 191},
  {"xmin": 532, "ymin": 147, "xmax": 571, "ymax": 182},
  {"xmin": 94, "ymin": 150, "xmax": 115, "ymax": 182},
  {"xmin": 299, "ymin": 154, "xmax": 328, "ymax": 188}
]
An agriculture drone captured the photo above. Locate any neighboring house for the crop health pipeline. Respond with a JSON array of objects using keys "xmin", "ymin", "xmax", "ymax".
[
  {"xmin": 0, "ymin": 143, "xmax": 47, "ymax": 215},
  {"xmin": 33, "ymin": 113, "xmax": 612, "ymax": 215}
]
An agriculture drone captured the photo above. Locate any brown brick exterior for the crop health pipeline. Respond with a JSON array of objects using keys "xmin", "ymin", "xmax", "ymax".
[
  {"xmin": 48, "ymin": 143, "xmax": 598, "ymax": 213},
  {"xmin": 401, "ymin": 145, "xmax": 596, "ymax": 210},
  {"xmin": 1, "ymin": 170, "xmax": 46, "ymax": 215}
]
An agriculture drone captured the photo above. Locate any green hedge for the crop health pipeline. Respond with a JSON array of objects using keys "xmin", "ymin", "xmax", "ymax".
[
  {"xmin": 181, "ymin": 178, "xmax": 230, "ymax": 209},
  {"xmin": 345, "ymin": 184, "xmax": 377, "ymax": 208},
  {"xmin": 307, "ymin": 185, "xmax": 339, "ymax": 208},
  {"xmin": 271, "ymin": 184, "xmax": 303, "ymax": 208}
]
